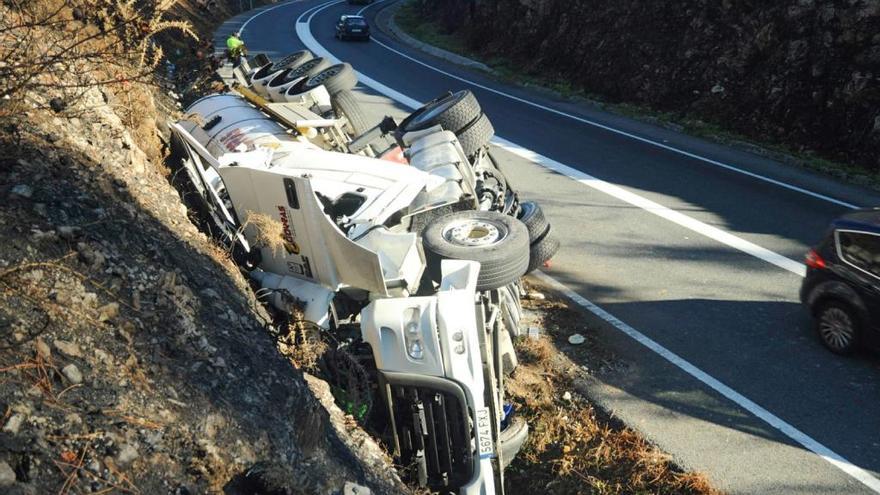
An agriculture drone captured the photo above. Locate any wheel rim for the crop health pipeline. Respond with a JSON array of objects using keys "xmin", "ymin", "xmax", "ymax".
[
  {"xmin": 309, "ymin": 66, "xmax": 339, "ymax": 85},
  {"xmin": 292, "ymin": 59, "xmax": 321, "ymax": 77},
  {"xmin": 819, "ymin": 307, "xmax": 855, "ymax": 351},
  {"xmin": 410, "ymin": 92, "xmax": 464, "ymax": 128},
  {"xmin": 442, "ymin": 218, "xmax": 508, "ymax": 247}
]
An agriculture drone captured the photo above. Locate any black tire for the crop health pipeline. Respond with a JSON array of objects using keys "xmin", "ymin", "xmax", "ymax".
[
  {"xmin": 815, "ymin": 301, "xmax": 861, "ymax": 355},
  {"xmin": 455, "ymin": 112, "xmax": 494, "ymax": 157},
  {"xmin": 518, "ymin": 201, "xmax": 550, "ymax": 242},
  {"xmin": 331, "ymin": 90, "xmax": 371, "ymax": 136},
  {"xmin": 399, "ymin": 90, "xmax": 481, "ymax": 134},
  {"xmin": 252, "ymin": 53, "xmax": 271, "ymax": 67},
  {"xmin": 526, "ymin": 230, "xmax": 559, "ymax": 273},
  {"xmin": 287, "ymin": 57, "xmax": 331, "ymax": 83},
  {"xmin": 275, "ymin": 50, "xmax": 313, "ymax": 70},
  {"xmin": 301, "ymin": 63, "xmax": 357, "ymax": 96},
  {"xmin": 422, "ymin": 210, "xmax": 529, "ymax": 291}
]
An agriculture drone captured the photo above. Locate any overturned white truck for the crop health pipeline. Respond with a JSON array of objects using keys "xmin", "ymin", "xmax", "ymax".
[{"xmin": 169, "ymin": 51, "xmax": 559, "ymax": 494}]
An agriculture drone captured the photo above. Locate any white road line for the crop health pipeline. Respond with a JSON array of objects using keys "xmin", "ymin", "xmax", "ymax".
[
  {"xmin": 365, "ymin": 33, "xmax": 860, "ymax": 210},
  {"xmin": 294, "ymin": 1, "xmax": 880, "ymax": 491},
  {"xmin": 239, "ymin": 0, "xmax": 306, "ymax": 36},
  {"xmin": 296, "ymin": 2, "xmax": 807, "ymax": 278},
  {"xmin": 532, "ymin": 270, "xmax": 880, "ymax": 494}
]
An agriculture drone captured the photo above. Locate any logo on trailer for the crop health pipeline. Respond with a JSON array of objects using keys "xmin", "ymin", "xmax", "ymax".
[{"xmin": 277, "ymin": 206, "xmax": 300, "ymax": 255}]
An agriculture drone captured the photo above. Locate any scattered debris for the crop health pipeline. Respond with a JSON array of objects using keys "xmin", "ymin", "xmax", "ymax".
[
  {"xmin": 54, "ymin": 339, "xmax": 82, "ymax": 358},
  {"xmin": 11, "ymin": 184, "xmax": 34, "ymax": 198},
  {"xmin": 2, "ymin": 414, "xmax": 24, "ymax": 435},
  {"xmin": 0, "ymin": 461, "xmax": 16, "ymax": 487},
  {"xmin": 97, "ymin": 302, "xmax": 120, "ymax": 322},
  {"xmin": 527, "ymin": 326, "xmax": 541, "ymax": 340},
  {"xmin": 61, "ymin": 363, "xmax": 83, "ymax": 384},
  {"xmin": 567, "ymin": 333, "xmax": 586, "ymax": 345},
  {"xmin": 526, "ymin": 290, "xmax": 545, "ymax": 300}
]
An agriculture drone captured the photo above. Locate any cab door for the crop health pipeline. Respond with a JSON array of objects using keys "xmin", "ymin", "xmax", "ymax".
[{"xmin": 218, "ymin": 163, "xmax": 389, "ymax": 295}]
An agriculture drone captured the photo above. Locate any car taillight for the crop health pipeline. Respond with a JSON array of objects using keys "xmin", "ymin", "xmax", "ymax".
[{"xmin": 805, "ymin": 249, "xmax": 826, "ymax": 269}]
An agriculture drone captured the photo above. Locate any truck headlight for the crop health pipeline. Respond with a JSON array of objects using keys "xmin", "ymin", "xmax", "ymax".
[{"xmin": 404, "ymin": 310, "xmax": 424, "ymax": 360}]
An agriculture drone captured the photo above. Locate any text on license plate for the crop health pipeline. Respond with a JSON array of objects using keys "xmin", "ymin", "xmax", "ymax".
[
  {"xmin": 476, "ymin": 407, "xmax": 494, "ymax": 458},
  {"xmin": 352, "ymin": 29, "xmax": 362, "ymax": 32}
]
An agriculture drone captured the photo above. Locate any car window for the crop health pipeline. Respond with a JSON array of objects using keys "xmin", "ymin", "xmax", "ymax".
[
  {"xmin": 837, "ymin": 230, "xmax": 880, "ymax": 279},
  {"xmin": 347, "ymin": 18, "xmax": 367, "ymax": 26}
]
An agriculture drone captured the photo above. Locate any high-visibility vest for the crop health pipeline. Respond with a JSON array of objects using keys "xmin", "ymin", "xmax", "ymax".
[{"xmin": 227, "ymin": 36, "xmax": 244, "ymax": 51}]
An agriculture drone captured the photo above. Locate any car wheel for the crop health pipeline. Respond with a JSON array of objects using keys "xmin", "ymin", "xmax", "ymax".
[
  {"xmin": 301, "ymin": 63, "xmax": 357, "ymax": 96},
  {"xmin": 422, "ymin": 210, "xmax": 529, "ymax": 291},
  {"xmin": 517, "ymin": 201, "xmax": 550, "ymax": 242},
  {"xmin": 331, "ymin": 90, "xmax": 371, "ymax": 137},
  {"xmin": 815, "ymin": 301, "xmax": 861, "ymax": 354}
]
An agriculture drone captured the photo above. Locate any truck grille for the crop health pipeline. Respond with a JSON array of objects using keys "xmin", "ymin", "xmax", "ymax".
[{"xmin": 387, "ymin": 380, "xmax": 475, "ymax": 489}]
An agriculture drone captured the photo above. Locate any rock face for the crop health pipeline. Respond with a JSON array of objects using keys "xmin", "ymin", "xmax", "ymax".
[
  {"xmin": 421, "ymin": 0, "xmax": 880, "ymax": 171},
  {"xmin": 0, "ymin": 1, "xmax": 407, "ymax": 493}
]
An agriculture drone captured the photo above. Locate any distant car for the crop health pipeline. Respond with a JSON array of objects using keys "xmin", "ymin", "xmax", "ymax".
[
  {"xmin": 335, "ymin": 15, "xmax": 370, "ymax": 41},
  {"xmin": 347, "ymin": 0, "xmax": 374, "ymax": 4},
  {"xmin": 800, "ymin": 208, "xmax": 880, "ymax": 354}
]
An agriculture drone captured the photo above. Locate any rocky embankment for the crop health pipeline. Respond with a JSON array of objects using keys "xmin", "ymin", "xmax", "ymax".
[
  {"xmin": 0, "ymin": 1, "xmax": 405, "ymax": 493},
  {"xmin": 418, "ymin": 0, "xmax": 880, "ymax": 172}
]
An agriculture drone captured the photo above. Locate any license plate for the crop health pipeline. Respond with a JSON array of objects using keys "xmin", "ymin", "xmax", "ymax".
[
  {"xmin": 475, "ymin": 407, "xmax": 494, "ymax": 458},
  {"xmin": 351, "ymin": 29, "xmax": 362, "ymax": 32}
]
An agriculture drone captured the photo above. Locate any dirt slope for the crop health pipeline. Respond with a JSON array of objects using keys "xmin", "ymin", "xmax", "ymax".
[{"xmin": 0, "ymin": 1, "xmax": 406, "ymax": 493}]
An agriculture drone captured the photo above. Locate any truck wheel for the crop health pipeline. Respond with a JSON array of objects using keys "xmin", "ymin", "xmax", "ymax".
[
  {"xmin": 331, "ymin": 90, "xmax": 371, "ymax": 137},
  {"xmin": 300, "ymin": 63, "xmax": 357, "ymax": 96},
  {"xmin": 275, "ymin": 50, "xmax": 313, "ymax": 70},
  {"xmin": 286, "ymin": 57, "xmax": 331, "ymax": 88},
  {"xmin": 423, "ymin": 210, "xmax": 529, "ymax": 291},
  {"xmin": 517, "ymin": 201, "xmax": 550, "ymax": 242},
  {"xmin": 455, "ymin": 113, "xmax": 494, "ymax": 157},
  {"xmin": 526, "ymin": 229, "xmax": 560, "ymax": 274},
  {"xmin": 399, "ymin": 90, "xmax": 481, "ymax": 134}
]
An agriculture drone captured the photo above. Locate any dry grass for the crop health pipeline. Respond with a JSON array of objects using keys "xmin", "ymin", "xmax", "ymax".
[
  {"xmin": 505, "ymin": 295, "xmax": 720, "ymax": 495},
  {"xmin": 273, "ymin": 303, "xmax": 327, "ymax": 373},
  {"xmin": 243, "ymin": 210, "xmax": 285, "ymax": 256},
  {"xmin": 0, "ymin": 0, "xmax": 197, "ymax": 119}
]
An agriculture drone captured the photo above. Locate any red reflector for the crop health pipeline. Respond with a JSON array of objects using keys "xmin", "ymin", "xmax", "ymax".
[
  {"xmin": 379, "ymin": 145, "xmax": 408, "ymax": 165},
  {"xmin": 805, "ymin": 249, "xmax": 826, "ymax": 269}
]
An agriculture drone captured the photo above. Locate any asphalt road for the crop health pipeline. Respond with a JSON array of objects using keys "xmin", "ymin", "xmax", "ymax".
[{"xmin": 217, "ymin": 1, "xmax": 880, "ymax": 493}]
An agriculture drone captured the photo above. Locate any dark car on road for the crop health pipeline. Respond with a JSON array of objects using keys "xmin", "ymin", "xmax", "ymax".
[
  {"xmin": 800, "ymin": 208, "xmax": 880, "ymax": 354},
  {"xmin": 335, "ymin": 15, "xmax": 370, "ymax": 41},
  {"xmin": 347, "ymin": 0, "xmax": 374, "ymax": 4}
]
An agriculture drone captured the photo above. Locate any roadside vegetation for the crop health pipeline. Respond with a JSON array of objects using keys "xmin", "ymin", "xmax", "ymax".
[
  {"xmin": 394, "ymin": 2, "xmax": 880, "ymax": 191},
  {"xmin": 500, "ymin": 285, "xmax": 720, "ymax": 495}
]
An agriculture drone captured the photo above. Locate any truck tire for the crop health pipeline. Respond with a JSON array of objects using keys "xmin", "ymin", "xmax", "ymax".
[
  {"xmin": 423, "ymin": 210, "xmax": 529, "ymax": 291},
  {"xmin": 286, "ymin": 57, "xmax": 331, "ymax": 86},
  {"xmin": 517, "ymin": 201, "xmax": 549, "ymax": 242},
  {"xmin": 455, "ymin": 113, "xmax": 494, "ymax": 157},
  {"xmin": 275, "ymin": 50, "xmax": 313, "ymax": 70},
  {"xmin": 331, "ymin": 90, "xmax": 371, "ymax": 136},
  {"xmin": 399, "ymin": 90, "xmax": 481, "ymax": 134},
  {"xmin": 526, "ymin": 229, "xmax": 560, "ymax": 274},
  {"xmin": 300, "ymin": 63, "xmax": 357, "ymax": 96}
]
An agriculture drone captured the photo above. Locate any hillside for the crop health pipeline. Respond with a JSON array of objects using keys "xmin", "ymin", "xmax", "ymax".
[
  {"xmin": 413, "ymin": 0, "xmax": 880, "ymax": 174},
  {"xmin": 0, "ymin": 1, "xmax": 405, "ymax": 493}
]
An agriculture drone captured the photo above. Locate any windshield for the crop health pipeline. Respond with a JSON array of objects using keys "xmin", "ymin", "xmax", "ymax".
[{"xmin": 346, "ymin": 18, "xmax": 368, "ymax": 27}]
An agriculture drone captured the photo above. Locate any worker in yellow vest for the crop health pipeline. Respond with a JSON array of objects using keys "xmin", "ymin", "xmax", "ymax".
[{"xmin": 226, "ymin": 32, "xmax": 247, "ymax": 68}]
